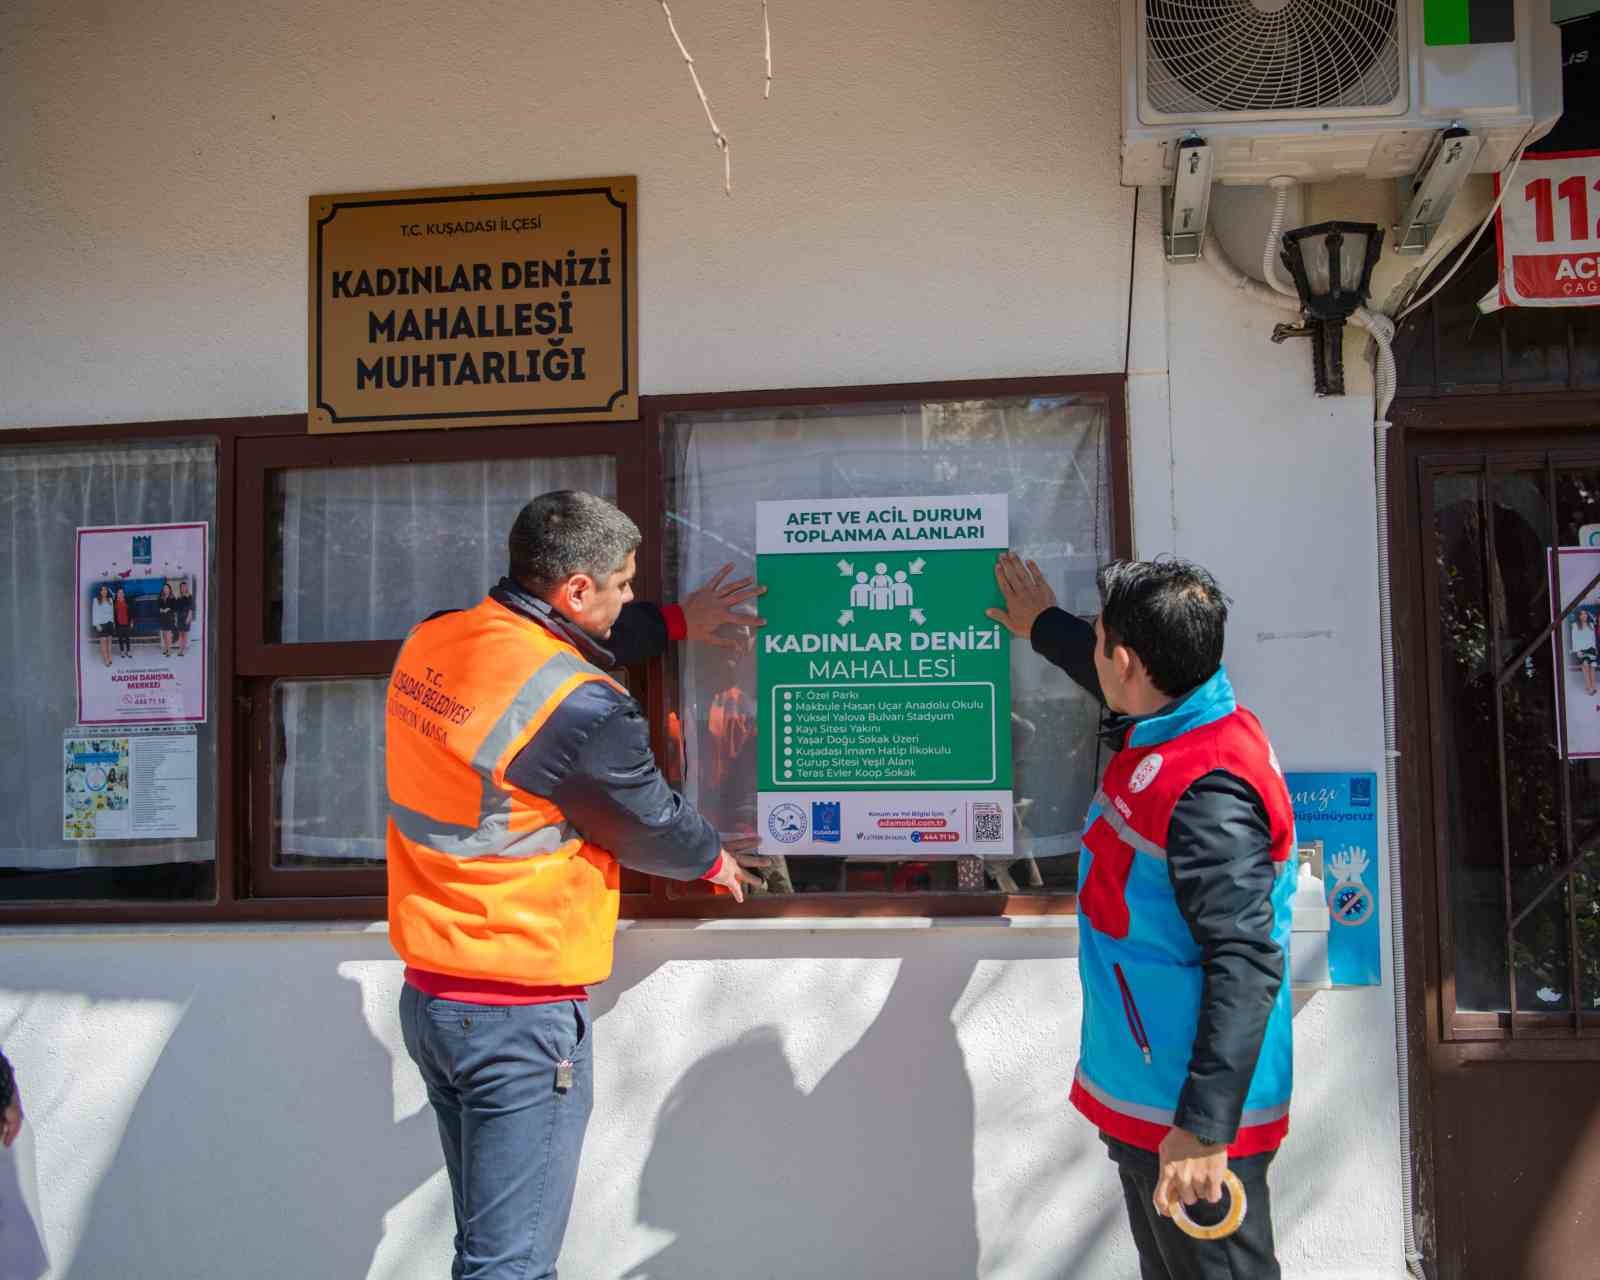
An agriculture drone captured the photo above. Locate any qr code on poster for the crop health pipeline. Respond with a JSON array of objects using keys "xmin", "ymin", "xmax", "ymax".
[{"xmin": 971, "ymin": 803, "xmax": 1004, "ymax": 843}]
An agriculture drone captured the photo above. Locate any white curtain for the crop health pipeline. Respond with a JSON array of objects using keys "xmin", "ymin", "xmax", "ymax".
[
  {"xmin": 275, "ymin": 456, "xmax": 615, "ymax": 862},
  {"xmin": 0, "ymin": 442, "xmax": 216, "ymax": 869},
  {"xmin": 279, "ymin": 456, "xmax": 616, "ymax": 643},
  {"xmin": 666, "ymin": 396, "xmax": 1109, "ymax": 858}
]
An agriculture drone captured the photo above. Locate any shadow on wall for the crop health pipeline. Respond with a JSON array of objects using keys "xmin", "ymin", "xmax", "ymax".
[
  {"xmin": 46, "ymin": 940, "xmax": 445, "ymax": 1280},
  {"xmin": 0, "ymin": 1125, "xmax": 49, "ymax": 1280},
  {"xmin": 619, "ymin": 958, "xmax": 982, "ymax": 1280},
  {"xmin": 13, "ymin": 929, "xmax": 1331, "ymax": 1280}
]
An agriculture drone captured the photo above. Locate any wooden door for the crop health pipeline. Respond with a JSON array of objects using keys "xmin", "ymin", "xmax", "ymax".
[{"xmin": 1390, "ymin": 236, "xmax": 1600, "ymax": 1275}]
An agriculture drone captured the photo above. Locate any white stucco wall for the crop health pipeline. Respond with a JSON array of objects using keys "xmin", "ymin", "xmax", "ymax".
[
  {"xmin": 1, "ymin": 1, "xmax": 1406, "ymax": 1276},
  {"xmin": 1, "ymin": 0, "xmax": 1130, "ymax": 428}
]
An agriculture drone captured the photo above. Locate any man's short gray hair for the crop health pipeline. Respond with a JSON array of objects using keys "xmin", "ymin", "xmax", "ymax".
[{"xmin": 509, "ymin": 491, "xmax": 642, "ymax": 594}]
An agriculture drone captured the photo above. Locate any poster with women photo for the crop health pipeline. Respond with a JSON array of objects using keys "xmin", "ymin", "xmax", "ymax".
[
  {"xmin": 75, "ymin": 522, "xmax": 207, "ymax": 725},
  {"xmin": 1549, "ymin": 547, "xmax": 1600, "ymax": 759}
]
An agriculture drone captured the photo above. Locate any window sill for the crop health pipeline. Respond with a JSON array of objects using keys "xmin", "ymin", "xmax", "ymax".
[
  {"xmin": 0, "ymin": 917, "xmax": 1349, "ymax": 946},
  {"xmin": 0, "ymin": 914, "xmax": 1082, "ymax": 943}
]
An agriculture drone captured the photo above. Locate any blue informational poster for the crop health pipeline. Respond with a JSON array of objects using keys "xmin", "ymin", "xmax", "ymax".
[{"xmin": 1285, "ymin": 771, "xmax": 1382, "ymax": 987}]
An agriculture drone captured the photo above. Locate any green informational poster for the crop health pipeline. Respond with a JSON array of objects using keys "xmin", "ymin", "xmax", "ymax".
[{"xmin": 755, "ymin": 494, "xmax": 1013, "ymax": 857}]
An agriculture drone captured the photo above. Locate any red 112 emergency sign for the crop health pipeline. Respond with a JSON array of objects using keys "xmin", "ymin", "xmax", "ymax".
[{"xmin": 1496, "ymin": 149, "xmax": 1600, "ymax": 308}]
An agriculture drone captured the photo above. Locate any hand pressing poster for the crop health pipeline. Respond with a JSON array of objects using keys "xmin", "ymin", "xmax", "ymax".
[{"xmin": 76, "ymin": 523, "xmax": 207, "ymax": 725}]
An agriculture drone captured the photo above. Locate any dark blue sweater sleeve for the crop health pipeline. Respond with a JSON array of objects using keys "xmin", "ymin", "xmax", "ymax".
[
  {"xmin": 503, "ymin": 680, "xmax": 719, "ymax": 881},
  {"xmin": 1029, "ymin": 606, "xmax": 1104, "ymax": 703},
  {"xmin": 554, "ymin": 702, "xmax": 720, "ymax": 879},
  {"xmin": 0, "ymin": 1049, "xmax": 13, "ymax": 1111},
  {"xmin": 1166, "ymin": 770, "xmax": 1284, "ymax": 1145},
  {"xmin": 605, "ymin": 602, "xmax": 670, "ymax": 669}
]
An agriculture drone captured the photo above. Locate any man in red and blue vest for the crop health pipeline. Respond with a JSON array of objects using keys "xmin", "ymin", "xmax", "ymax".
[{"xmin": 992, "ymin": 554, "xmax": 1294, "ymax": 1279}]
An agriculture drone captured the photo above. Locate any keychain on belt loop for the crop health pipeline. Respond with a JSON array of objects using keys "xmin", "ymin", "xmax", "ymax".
[{"xmin": 1168, "ymin": 1169, "xmax": 1247, "ymax": 1241}]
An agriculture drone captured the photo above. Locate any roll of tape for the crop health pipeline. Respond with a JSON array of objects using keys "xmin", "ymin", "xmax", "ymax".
[{"xmin": 1170, "ymin": 1169, "xmax": 1247, "ymax": 1241}]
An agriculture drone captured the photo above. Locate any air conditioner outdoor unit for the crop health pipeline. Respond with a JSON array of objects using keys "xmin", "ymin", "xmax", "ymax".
[{"xmin": 1121, "ymin": 0, "xmax": 1564, "ymax": 188}]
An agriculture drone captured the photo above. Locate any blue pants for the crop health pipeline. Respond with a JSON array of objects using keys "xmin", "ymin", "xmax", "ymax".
[{"xmin": 400, "ymin": 986, "xmax": 594, "ymax": 1280}]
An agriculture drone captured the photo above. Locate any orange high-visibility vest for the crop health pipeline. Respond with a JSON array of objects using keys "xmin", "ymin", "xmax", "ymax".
[{"xmin": 386, "ymin": 596, "xmax": 625, "ymax": 987}]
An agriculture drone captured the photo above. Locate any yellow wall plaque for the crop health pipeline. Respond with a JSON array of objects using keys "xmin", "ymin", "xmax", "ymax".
[{"xmin": 308, "ymin": 177, "xmax": 637, "ymax": 433}]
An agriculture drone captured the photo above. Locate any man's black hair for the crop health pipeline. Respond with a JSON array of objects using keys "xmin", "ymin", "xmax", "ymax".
[
  {"xmin": 508, "ymin": 491, "xmax": 641, "ymax": 595},
  {"xmin": 1096, "ymin": 558, "xmax": 1230, "ymax": 698}
]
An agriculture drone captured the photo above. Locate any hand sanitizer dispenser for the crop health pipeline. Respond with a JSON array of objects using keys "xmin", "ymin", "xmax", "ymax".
[{"xmin": 1290, "ymin": 840, "xmax": 1332, "ymax": 990}]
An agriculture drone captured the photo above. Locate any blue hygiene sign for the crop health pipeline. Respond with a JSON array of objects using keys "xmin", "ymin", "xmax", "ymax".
[{"xmin": 1285, "ymin": 771, "xmax": 1381, "ymax": 987}]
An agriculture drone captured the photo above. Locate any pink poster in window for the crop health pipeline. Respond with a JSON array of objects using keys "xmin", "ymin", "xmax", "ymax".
[
  {"xmin": 1495, "ymin": 150, "xmax": 1600, "ymax": 308},
  {"xmin": 75, "ymin": 523, "xmax": 207, "ymax": 725}
]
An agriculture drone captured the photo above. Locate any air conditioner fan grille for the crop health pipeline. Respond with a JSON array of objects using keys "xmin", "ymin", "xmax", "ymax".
[{"xmin": 1145, "ymin": 0, "xmax": 1401, "ymax": 115}]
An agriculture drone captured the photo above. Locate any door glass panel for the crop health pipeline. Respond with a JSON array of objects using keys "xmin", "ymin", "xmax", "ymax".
[
  {"xmin": 1435, "ymin": 463, "xmax": 1600, "ymax": 1017},
  {"xmin": 1490, "ymin": 469, "xmax": 1552, "ymax": 657},
  {"xmin": 1488, "ymin": 471, "xmax": 1567, "ymax": 953},
  {"xmin": 1512, "ymin": 881, "xmax": 1574, "ymax": 1013},
  {"xmin": 1433, "ymin": 472, "xmax": 1509, "ymax": 1010},
  {"xmin": 1574, "ymin": 848, "xmax": 1600, "ymax": 1013}
]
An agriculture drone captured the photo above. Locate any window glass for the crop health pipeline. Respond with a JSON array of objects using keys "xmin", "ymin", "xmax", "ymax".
[
  {"xmin": 274, "ymin": 678, "xmax": 386, "ymax": 867},
  {"xmin": 269, "ymin": 456, "xmax": 616, "ymax": 642},
  {"xmin": 0, "ymin": 441, "xmax": 217, "ymax": 902},
  {"xmin": 663, "ymin": 395, "xmax": 1112, "ymax": 897},
  {"xmin": 1431, "ymin": 471, "xmax": 1507, "ymax": 1010}
]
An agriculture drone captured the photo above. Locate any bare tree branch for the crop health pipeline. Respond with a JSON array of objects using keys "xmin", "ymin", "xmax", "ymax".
[
  {"xmin": 763, "ymin": 1, "xmax": 773, "ymax": 99},
  {"xmin": 657, "ymin": 0, "xmax": 732, "ymax": 195}
]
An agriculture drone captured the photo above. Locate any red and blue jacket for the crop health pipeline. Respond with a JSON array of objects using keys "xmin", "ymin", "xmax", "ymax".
[{"xmin": 1031, "ymin": 608, "xmax": 1295, "ymax": 1156}]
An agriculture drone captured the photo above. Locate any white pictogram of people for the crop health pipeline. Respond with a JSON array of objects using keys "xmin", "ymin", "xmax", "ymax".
[{"xmin": 849, "ymin": 563, "xmax": 916, "ymax": 612}]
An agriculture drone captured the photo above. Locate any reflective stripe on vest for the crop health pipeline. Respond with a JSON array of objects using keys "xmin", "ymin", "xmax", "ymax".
[
  {"xmin": 1072, "ymin": 1066, "xmax": 1290, "ymax": 1130},
  {"xmin": 1089, "ymin": 789, "xmax": 1167, "ymax": 861}
]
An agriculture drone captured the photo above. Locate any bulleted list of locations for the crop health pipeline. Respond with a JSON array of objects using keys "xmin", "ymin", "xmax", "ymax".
[{"xmin": 772, "ymin": 684, "xmax": 996, "ymax": 786}]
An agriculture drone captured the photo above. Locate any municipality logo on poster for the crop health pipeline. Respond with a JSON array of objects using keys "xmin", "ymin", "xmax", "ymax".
[
  {"xmin": 811, "ymin": 801, "xmax": 841, "ymax": 843},
  {"xmin": 768, "ymin": 803, "xmax": 807, "ymax": 844}
]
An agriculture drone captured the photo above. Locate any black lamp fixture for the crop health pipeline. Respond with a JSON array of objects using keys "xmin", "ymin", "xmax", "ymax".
[{"xmin": 1278, "ymin": 221, "xmax": 1384, "ymax": 397}]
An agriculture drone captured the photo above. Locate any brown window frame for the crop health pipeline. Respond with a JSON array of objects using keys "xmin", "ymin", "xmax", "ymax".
[
  {"xmin": 634, "ymin": 376, "xmax": 1130, "ymax": 919},
  {"xmin": 234, "ymin": 421, "xmax": 657, "ymax": 913},
  {"xmin": 3, "ymin": 415, "xmax": 282, "ymax": 924},
  {"xmin": 0, "ymin": 373, "xmax": 1129, "ymax": 924}
]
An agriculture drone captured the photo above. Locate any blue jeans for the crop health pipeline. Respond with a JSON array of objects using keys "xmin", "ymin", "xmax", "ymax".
[{"xmin": 400, "ymin": 986, "xmax": 594, "ymax": 1280}]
